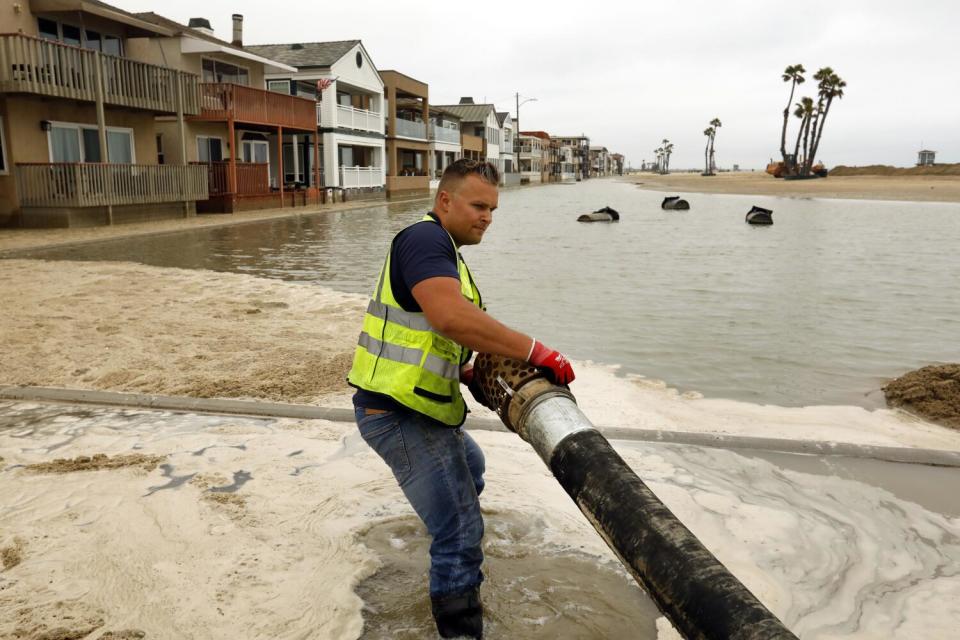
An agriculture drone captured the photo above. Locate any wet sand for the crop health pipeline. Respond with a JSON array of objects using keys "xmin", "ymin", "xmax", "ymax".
[{"xmin": 625, "ymin": 171, "xmax": 960, "ymax": 203}]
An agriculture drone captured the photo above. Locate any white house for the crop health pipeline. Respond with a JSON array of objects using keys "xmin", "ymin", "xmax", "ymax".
[
  {"xmin": 428, "ymin": 107, "xmax": 463, "ymax": 189},
  {"xmin": 432, "ymin": 98, "xmax": 502, "ymax": 181},
  {"xmin": 246, "ymin": 40, "xmax": 386, "ymax": 195},
  {"xmin": 495, "ymin": 111, "xmax": 520, "ymax": 186}
]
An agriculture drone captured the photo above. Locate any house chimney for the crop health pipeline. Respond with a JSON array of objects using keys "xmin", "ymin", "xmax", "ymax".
[
  {"xmin": 231, "ymin": 14, "xmax": 243, "ymax": 46},
  {"xmin": 459, "ymin": 97, "xmax": 475, "ymax": 104},
  {"xmin": 187, "ymin": 17, "xmax": 214, "ymax": 36}
]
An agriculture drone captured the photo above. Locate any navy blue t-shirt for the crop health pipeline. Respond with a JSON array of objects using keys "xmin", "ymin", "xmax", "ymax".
[{"xmin": 352, "ymin": 213, "xmax": 460, "ymax": 411}]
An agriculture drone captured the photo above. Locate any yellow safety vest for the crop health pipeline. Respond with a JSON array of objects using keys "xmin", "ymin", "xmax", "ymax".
[{"xmin": 347, "ymin": 214, "xmax": 483, "ymax": 426}]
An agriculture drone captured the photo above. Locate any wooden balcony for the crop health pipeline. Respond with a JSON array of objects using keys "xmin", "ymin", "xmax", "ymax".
[
  {"xmin": 0, "ymin": 34, "xmax": 199, "ymax": 115},
  {"xmin": 194, "ymin": 161, "xmax": 270, "ymax": 196},
  {"xmin": 16, "ymin": 163, "xmax": 208, "ymax": 207},
  {"xmin": 195, "ymin": 83, "xmax": 316, "ymax": 131}
]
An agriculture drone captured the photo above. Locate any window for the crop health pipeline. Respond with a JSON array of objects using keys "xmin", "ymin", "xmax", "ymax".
[
  {"xmin": 0, "ymin": 116, "xmax": 8, "ymax": 175},
  {"xmin": 84, "ymin": 29, "xmax": 101, "ymax": 52},
  {"xmin": 103, "ymin": 36, "xmax": 121, "ymax": 56},
  {"xmin": 156, "ymin": 134, "xmax": 164, "ymax": 165},
  {"xmin": 241, "ymin": 140, "xmax": 268, "ymax": 163},
  {"xmin": 201, "ymin": 58, "xmax": 249, "ymax": 86},
  {"xmin": 268, "ymin": 80, "xmax": 291, "ymax": 94},
  {"xmin": 61, "ymin": 24, "xmax": 81, "ymax": 46},
  {"xmin": 47, "ymin": 122, "xmax": 134, "ymax": 163},
  {"xmin": 38, "ymin": 18, "xmax": 58, "ymax": 41},
  {"xmin": 197, "ymin": 136, "xmax": 224, "ymax": 163}
]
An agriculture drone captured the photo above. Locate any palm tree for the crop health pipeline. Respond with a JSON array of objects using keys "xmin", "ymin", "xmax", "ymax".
[
  {"xmin": 780, "ymin": 64, "xmax": 806, "ymax": 170},
  {"xmin": 805, "ymin": 70, "xmax": 846, "ymax": 175},
  {"xmin": 703, "ymin": 127, "xmax": 714, "ymax": 175},
  {"xmin": 654, "ymin": 147, "xmax": 663, "ymax": 173},
  {"xmin": 792, "ymin": 98, "xmax": 813, "ymax": 168},
  {"xmin": 662, "ymin": 139, "xmax": 673, "ymax": 174},
  {"xmin": 708, "ymin": 118, "xmax": 722, "ymax": 173}
]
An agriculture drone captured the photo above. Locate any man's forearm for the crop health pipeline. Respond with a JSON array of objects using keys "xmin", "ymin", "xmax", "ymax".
[{"xmin": 435, "ymin": 300, "xmax": 532, "ymax": 360}]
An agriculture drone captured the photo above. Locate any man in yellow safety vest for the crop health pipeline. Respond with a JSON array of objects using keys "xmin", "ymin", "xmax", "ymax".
[{"xmin": 348, "ymin": 158, "xmax": 575, "ymax": 639}]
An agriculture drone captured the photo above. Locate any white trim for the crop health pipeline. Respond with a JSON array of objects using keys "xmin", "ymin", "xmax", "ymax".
[
  {"xmin": 183, "ymin": 37, "xmax": 297, "ymax": 73},
  {"xmin": 240, "ymin": 139, "xmax": 268, "ymax": 164},
  {"xmin": 267, "ymin": 79, "xmax": 291, "ymax": 94},
  {"xmin": 44, "ymin": 121, "xmax": 136, "ymax": 163},
  {"xmin": 196, "ymin": 135, "xmax": 225, "ymax": 162},
  {"xmin": 0, "ymin": 115, "xmax": 8, "ymax": 175}
]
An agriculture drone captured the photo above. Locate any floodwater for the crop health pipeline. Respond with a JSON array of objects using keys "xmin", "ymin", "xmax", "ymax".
[{"xmin": 19, "ymin": 179, "xmax": 960, "ymax": 408}]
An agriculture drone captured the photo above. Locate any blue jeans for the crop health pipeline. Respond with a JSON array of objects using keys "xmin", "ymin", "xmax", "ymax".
[{"xmin": 355, "ymin": 406, "xmax": 486, "ymax": 597}]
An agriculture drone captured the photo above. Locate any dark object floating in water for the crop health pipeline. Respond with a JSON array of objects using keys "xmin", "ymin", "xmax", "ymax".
[
  {"xmin": 577, "ymin": 206, "xmax": 620, "ymax": 222},
  {"xmin": 746, "ymin": 205, "xmax": 773, "ymax": 225},
  {"xmin": 661, "ymin": 196, "xmax": 690, "ymax": 210}
]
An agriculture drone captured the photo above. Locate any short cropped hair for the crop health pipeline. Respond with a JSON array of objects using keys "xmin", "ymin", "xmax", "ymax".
[{"xmin": 437, "ymin": 159, "xmax": 500, "ymax": 194}]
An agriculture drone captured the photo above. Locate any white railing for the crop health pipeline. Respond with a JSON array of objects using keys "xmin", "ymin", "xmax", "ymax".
[
  {"xmin": 430, "ymin": 125, "xmax": 460, "ymax": 144},
  {"xmin": 393, "ymin": 118, "xmax": 426, "ymax": 139},
  {"xmin": 321, "ymin": 104, "xmax": 382, "ymax": 133},
  {"xmin": 340, "ymin": 166, "xmax": 383, "ymax": 188},
  {"xmin": 16, "ymin": 163, "xmax": 208, "ymax": 207}
]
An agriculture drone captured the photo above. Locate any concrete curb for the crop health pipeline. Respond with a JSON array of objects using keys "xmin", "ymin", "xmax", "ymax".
[{"xmin": 2, "ymin": 385, "xmax": 959, "ymax": 468}]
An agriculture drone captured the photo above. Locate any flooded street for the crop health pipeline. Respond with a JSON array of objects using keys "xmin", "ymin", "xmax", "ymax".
[{"xmin": 19, "ymin": 180, "xmax": 960, "ymax": 408}]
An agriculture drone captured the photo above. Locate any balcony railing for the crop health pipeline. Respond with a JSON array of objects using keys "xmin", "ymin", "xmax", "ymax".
[
  {"xmin": 340, "ymin": 166, "xmax": 383, "ymax": 188},
  {"xmin": 392, "ymin": 118, "xmax": 426, "ymax": 140},
  {"xmin": 16, "ymin": 163, "xmax": 208, "ymax": 207},
  {"xmin": 429, "ymin": 125, "xmax": 460, "ymax": 144},
  {"xmin": 319, "ymin": 103, "xmax": 382, "ymax": 133},
  {"xmin": 192, "ymin": 161, "xmax": 270, "ymax": 196},
  {"xmin": 197, "ymin": 83, "xmax": 315, "ymax": 130},
  {"xmin": 0, "ymin": 34, "xmax": 199, "ymax": 115}
]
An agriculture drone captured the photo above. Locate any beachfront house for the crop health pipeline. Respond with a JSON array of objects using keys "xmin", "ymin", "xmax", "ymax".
[
  {"xmin": 0, "ymin": 0, "xmax": 209, "ymax": 227},
  {"xmin": 517, "ymin": 131, "xmax": 550, "ymax": 183},
  {"xmin": 917, "ymin": 149, "xmax": 936, "ymax": 166},
  {"xmin": 589, "ymin": 146, "xmax": 609, "ymax": 177},
  {"xmin": 380, "ymin": 70, "xmax": 429, "ymax": 199},
  {"xmin": 129, "ymin": 13, "xmax": 317, "ymax": 213},
  {"xmin": 555, "ymin": 135, "xmax": 590, "ymax": 180},
  {"xmin": 610, "ymin": 153, "xmax": 625, "ymax": 175},
  {"xmin": 432, "ymin": 98, "xmax": 502, "ymax": 182},
  {"xmin": 428, "ymin": 106, "xmax": 463, "ymax": 188},
  {"xmin": 245, "ymin": 40, "xmax": 385, "ymax": 200},
  {"xmin": 496, "ymin": 111, "xmax": 519, "ymax": 186}
]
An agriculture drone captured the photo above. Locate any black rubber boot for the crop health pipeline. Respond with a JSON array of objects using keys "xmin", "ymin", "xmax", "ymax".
[{"xmin": 430, "ymin": 586, "xmax": 483, "ymax": 639}]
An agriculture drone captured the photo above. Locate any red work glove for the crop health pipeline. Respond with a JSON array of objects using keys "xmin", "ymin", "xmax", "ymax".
[{"xmin": 527, "ymin": 340, "xmax": 575, "ymax": 385}]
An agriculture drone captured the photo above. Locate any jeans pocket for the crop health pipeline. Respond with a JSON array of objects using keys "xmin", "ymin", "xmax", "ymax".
[{"xmin": 359, "ymin": 413, "xmax": 411, "ymax": 477}]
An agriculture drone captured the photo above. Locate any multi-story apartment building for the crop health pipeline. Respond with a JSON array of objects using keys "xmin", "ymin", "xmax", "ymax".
[
  {"xmin": 132, "ymin": 13, "xmax": 317, "ymax": 213},
  {"xmin": 428, "ymin": 106, "xmax": 462, "ymax": 188},
  {"xmin": 0, "ymin": 0, "xmax": 210, "ymax": 227},
  {"xmin": 517, "ymin": 131, "xmax": 550, "ymax": 183},
  {"xmin": 495, "ymin": 111, "xmax": 519, "ymax": 185},
  {"xmin": 432, "ymin": 98, "xmax": 502, "ymax": 182},
  {"xmin": 380, "ymin": 70, "xmax": 429, "ymax": 199},
  {"xmin": 589, "ymin": 145, "xmax": 609, "ymax": 177},
  {"xmin": 554, "ymin": 135, "xmax": 590, "ymax": 181},
  {"xmin": 247, "ymin": 39, "xmax": 386, "ymax": 198},
  {"xmin": 610, "ymin": 153, "xmax": 625, "ymax": 175}
]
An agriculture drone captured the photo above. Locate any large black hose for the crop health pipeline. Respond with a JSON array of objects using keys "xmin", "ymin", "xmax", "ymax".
[
  {"xmin": 471, "ymin": 354, "xmax": 797, "ymax": 639},
  {"xmin": 552, "ymin": 428, "xmax": 796, "ymax": 640}
]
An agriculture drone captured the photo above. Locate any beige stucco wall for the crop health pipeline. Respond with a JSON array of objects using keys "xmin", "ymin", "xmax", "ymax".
[
  {"xmin": 155, "ymin": 119, "xmax": 233, "ymax": 164},
  {"xmin": 3, "ymin": 97, "xmax": 157, "ymax": 164},
  {"xmin": 2, "ymin": 0, "xmax": 39, "ymax": 34},
  {"xmin": 0, "ymin": 98, "xmax": 16, "ymax": 222}
]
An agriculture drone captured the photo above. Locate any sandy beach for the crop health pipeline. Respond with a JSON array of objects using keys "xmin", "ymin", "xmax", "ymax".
[
  {"xmin": 2, "ymin": 231, "xmax": 960, "ymax": 637},
  {"xmin": 625, "ymin": 171, "xmax": 960, "ymax": 203}
]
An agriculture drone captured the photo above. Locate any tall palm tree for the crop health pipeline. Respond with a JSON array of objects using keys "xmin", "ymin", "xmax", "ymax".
[
  {"xmin": 708, "ymin": 118, "xmax": 722, "ymax": 173},
  {"xmin": 800, "ymin": 67, "xmax": 834, "ymax": 175},
  {"xmin": 664, "ymin": 141, "xmax": 674, "ymax": 174},
  {"xmin": 654, "ymin": 147, "xmax": 663, "ymax": 173},
  {"xmin": 703, "ymin": 127, "xmax": 714, "ymax": 175},
  {"xmin": 792, "ymin": 98, "xmax": 813, "ymax": 168},
  {"xmin": 780, "ymin": 64, "xmax": 806, "ymax": 169},
  {"xmin": 806, "ymin": 70, "xmax": 846, "ymax": 175}
]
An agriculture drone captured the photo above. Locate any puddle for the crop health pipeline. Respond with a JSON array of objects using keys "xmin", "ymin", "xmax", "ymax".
[{"xmin": 355, "ymin": 511, "xmax": 661, "ymax": 639}]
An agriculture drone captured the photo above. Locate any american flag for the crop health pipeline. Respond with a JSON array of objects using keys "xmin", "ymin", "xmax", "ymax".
[{"xmin": 316, "ymin": 78, "xmax": 334, "ymax": 92}]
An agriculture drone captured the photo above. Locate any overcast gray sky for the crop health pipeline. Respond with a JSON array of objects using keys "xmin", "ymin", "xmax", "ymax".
[{"xmin": 120, "ymin": 0, "xmax": 958, "ymax": 170}]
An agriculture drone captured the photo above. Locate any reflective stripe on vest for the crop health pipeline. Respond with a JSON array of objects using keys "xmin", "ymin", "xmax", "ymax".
[{"xmin": 347, "ymin": 214, "xmax": 483, "ymax": 426}]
